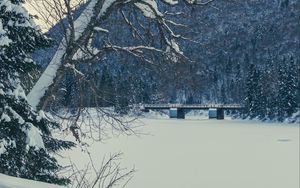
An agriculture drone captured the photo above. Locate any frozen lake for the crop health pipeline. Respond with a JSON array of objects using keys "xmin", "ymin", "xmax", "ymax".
[{"xmin": 61, "ymin": 118, "xmax": 299, "ymax": 188}]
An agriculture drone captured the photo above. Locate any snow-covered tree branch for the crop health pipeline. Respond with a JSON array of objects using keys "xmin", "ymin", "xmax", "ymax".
[{"xmin": 27, "ymin": 0, "xmax": 205, "ymax": 110}]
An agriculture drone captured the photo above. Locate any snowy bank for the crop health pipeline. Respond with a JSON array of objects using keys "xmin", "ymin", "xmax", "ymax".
[{"xmin": 0, "ymin": 173, "xmax": 66, "ymax": 188}]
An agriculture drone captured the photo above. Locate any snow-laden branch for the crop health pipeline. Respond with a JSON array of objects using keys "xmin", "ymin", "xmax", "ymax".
[
  {"xmin": 28, "ymin": 0, "xmax": 204, "ymax": 109},
  {"xmin": 70, "ymin": 43, "xmax": 165, "ymax": 65},
  {"xmin": 104, "ymin": 44, "xmax": 165, "ymax": 53},
  {"xmin": 135, "ymin": 0, "xmax": 163, "ymax": 19}
]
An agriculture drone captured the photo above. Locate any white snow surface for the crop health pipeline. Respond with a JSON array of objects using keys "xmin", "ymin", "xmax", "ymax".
[
  {"xmin": 135, "ymin": 0, "xmax": 163, "ymax": 18},
  {"xmin": 58, "ymin": 116, "xmax": 299, "ymax": 188},
  {"xmin": 0, "ymin": 139, "xmax": 15, "ymax": 155},
  {"xmin": 0, "ymin": 20, "xmax": 12, "ymax": 47},
  {"xmin": 23, "ymin": 123, "xmax": 45, "ymax": 150},
  {"xmin": 1, "ymin": 112, "xmax": 11, "ymax": 122},
  {"xmin": 0, "ymin": 88, "xmax": 4, "ymax": 95},
  {"xmin": 0, "ymin": 140, "xmax": 7, "ymax": 155},
  {"xmin": 0, "ymin": 173, "xmax": 66, "ymax": 188},
  {"xmin": 94, "ymin": 26, "xmax": 109, "ymax": 33},
  {"xmin": 13, "ymin": 84, "xmax": 27, "ymax": 99},
  {"xmin": 73, "ymin": 0, "xmax": 98, "ymax": 40},
  {"xmin": 162, "ymin": 0, "xmax": 178, "ymax": 5},
  {"xmin": 6, "ymin": 106, "xmax": 25, "ymax": 124},
  {"xmin": 0, "ymin": 0, "xmax": 32, "ymax": 28},
  {"xmin": 36, "ymin": 110, "xmax": 48, "ymax": 122}
]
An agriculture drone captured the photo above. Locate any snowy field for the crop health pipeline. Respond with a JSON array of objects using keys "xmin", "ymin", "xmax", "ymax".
[{"xmin": 58, "ymin": 115, "xmax": 299, "ymax": 188}]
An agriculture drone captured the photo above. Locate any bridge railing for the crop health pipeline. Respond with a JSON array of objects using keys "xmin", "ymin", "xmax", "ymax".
[{"xmin": 141, "ymin": 104, "xmax": 244, "ymax": 109}]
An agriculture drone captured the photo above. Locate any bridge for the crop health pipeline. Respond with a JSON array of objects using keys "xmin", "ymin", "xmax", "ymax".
[{"xmin": 140, "ymin": 104, "xmax": 244, "ymax": 119}]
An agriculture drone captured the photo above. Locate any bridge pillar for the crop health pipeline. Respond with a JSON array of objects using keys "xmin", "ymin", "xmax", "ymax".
[
  {"xmin": 177, "ymin": 108, "xmax": 185, "ymax": 119},
  {"xmin": 216, "ymin": 108, "xmax": 224, "ymax": 120},
  {"xmin": 169, "ymin": 108, "xmax": 185, "ymax": 119},
  {"xmin": 143, "ymin": 108, "xmax": 150, "ymax": 112}
]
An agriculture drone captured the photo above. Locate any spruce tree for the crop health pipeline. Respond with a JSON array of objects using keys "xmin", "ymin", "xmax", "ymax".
[
  {"xmin": 0, "ymin": 0, "xmax": 74, "ymax": 185},
  {"xmin": 244, "ymin": 64, "xmax": 262, "ymax": 118},
  {"xmin": 263, "ymin": 59, "xmax": 277, "ymax": 120},
  {"xmin": 277, "ymin": 56, "xmax": 298, "ymax": 120},
  {"xmin": 285, "ymin": 57, "xmax": 298, "ymax": 117}
]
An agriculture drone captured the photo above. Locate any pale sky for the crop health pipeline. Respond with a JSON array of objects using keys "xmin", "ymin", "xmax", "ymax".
[
  {"xmin": 24, "ymin": 3, "xmax": 49, "ymax": 32},
  {"xmin": 24, "ymin": 0, "xmax": 87, "ymax": 32}
]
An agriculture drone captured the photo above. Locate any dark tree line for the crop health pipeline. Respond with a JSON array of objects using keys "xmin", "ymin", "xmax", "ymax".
[{"xmin": 244, "ymin": 56, "xmax": 299, "ymax": 120}]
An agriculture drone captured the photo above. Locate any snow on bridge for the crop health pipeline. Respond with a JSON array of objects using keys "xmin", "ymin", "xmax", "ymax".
[
  {"xmin": 141, "ymin": 104, "xmax": 244, "ymax": 110},
  {"xmin": 140, "ymin": 104, "xmax": 244, "ymax": 119}
]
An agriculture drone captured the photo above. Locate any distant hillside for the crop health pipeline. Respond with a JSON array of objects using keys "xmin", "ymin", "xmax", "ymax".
[{"xmin": 32, "ymin": 0, "xmax": 300, "ymax": 119}]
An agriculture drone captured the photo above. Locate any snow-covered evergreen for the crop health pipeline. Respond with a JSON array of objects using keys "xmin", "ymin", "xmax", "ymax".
[
  {"xmin": 244, "ymin": 64, "xmax": 261, "ymax": 118},
  {"xmin": 244, "ymin": 57, "xmax": 299, "ymax": 121},
  {"xmin": 0, "ymin": 0, "xmax": 74, "ymax": 185},
  {"xmin": 277, "ymin": 57, "xmax": 298, "ymax": 120}
]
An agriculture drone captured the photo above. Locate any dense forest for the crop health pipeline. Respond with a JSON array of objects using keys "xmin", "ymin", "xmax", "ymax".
[{"xmin": 33, "ymin": 0, "xmax": 300, "ymax": 121}]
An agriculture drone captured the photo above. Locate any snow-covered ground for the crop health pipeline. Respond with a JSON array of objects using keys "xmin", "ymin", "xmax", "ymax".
[
  {"xmin": 0, "ymin": 173, "xmax": 65, "ymax": 188},
  {"xmin": 59, "ymin": 115, "xmax": 299, "ymax": 188},
  {"xmin": 1, "ymin": 114, "xmax": 299, "ymax": 188}
]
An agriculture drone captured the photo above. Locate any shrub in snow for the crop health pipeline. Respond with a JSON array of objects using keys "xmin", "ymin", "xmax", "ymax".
[{"xmin": 0, "ymin": 0, "xmax": 74, "ymax": 185}]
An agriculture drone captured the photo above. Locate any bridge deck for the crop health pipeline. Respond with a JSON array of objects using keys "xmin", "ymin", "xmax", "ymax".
[{"xmin": 142, "ymin": 104, "xmax": 244, "ymax": 110}]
